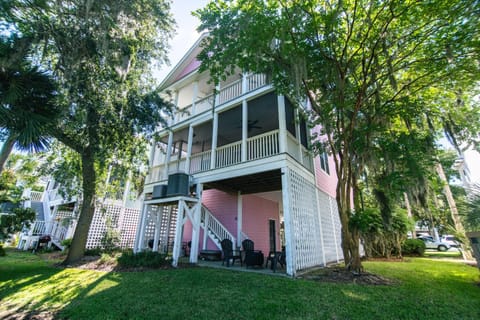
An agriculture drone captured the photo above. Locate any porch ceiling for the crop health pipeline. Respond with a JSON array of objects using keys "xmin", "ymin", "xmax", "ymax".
[{"xmin": 204, "ymin": 169, "xmax": 282, "ymax": 194}]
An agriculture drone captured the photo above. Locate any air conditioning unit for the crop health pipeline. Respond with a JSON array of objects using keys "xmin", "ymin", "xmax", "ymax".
[
  {"xmin": 152, "ymin": 185, "xmax": 167, "ymax": 199},
  {"xmin": 166, "ymin": 173, "xmax": 190, "ymax": 196}
]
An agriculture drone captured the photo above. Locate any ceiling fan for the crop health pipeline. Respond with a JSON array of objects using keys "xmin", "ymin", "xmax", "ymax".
[{"xmin": 237, "ymin": 119, "xmax": 262, "ymax": 131}]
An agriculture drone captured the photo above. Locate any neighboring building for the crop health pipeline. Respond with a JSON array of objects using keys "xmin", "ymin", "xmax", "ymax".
[
  {"xmin": 134, "ymin": 35, "xmax": 343, "ymax": 276},
  {"xmin": 17, "ymin": 173, "xmax": 141, "ymax": 251},
  {"xmin": 452, "ymin": 148, "xmax": 480, "ymax": 196}
]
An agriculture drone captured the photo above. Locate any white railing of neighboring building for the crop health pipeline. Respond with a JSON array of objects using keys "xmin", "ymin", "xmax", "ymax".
[
  {"xmin": 30, "ymin": 191, "xmax": 43, "ymax": 202},
  {"xmin": 30, "ymin": 221, "xmax": 46, "ymax": 235},
  {"xmin": 201, "ymin": 206, "xmax": 235, "ymax": 245}
]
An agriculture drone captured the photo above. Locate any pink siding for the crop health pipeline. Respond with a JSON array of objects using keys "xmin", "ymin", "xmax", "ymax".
[
  {"xmin": 313, "ymin": 155, "xmax": 337, "ymax": 198},
  {"xmin": 201, "ymin": 189, "xmax": 238, "ymax": 241},
  {"xmin": 174, "ymin": 58, "xmax": 201, "ymax": 82},
  {"xmin": 311, "ymin": 125, "xmax": 338, "ymax": 198},
  {"xmin": 199, "ymin": 189, "xmax": 280, "ymax": 255},
  {"xmin": 242, "ymin": 194, "xmax": 280, "ymax": 255}
]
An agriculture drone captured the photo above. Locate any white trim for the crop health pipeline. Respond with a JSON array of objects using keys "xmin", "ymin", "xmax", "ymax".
[{"xmin": 281, "ymin": 166, "xmax": 295, "ymax": 276}]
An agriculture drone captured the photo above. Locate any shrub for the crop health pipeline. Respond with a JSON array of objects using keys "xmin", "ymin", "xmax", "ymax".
[
  {"xmin": 61, "ymin": 238, "xmax": 72, "ymax": 249},
  {"xmin": 0, "ymin": 244, "xmax": 5, "ymax": 256},
  {"xmin": 117, "ymin": 250, "xmax": 170, "ymax": 269},
  {"xmin": 402, "ymin": 239, "xmax": 426, "ymax": 256}
]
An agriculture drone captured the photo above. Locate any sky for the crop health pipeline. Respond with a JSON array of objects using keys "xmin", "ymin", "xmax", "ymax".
[{"xmin": 154, "ymin": 0, "xmax": 210, "ymax": 82}]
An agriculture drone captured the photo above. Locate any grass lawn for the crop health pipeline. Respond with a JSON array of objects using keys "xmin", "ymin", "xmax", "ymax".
[{"xmin": 1, "ymin": 249, "xmax": 479, "ymax": 320}]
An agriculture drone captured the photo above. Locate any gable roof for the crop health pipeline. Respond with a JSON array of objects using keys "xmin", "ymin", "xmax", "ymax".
[{"xmin": 158, "ymin": 33, "xmax": 209, "ymax": 90}]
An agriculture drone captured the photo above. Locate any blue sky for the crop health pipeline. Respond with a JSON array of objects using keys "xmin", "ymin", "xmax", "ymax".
[{"xmin": 155, "ymin": 0, "xmax": 209, "ymax": 82}]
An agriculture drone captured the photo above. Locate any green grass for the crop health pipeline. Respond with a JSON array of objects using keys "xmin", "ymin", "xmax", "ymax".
[{"xmin": 1, "ymin": 249, "xmax": 479, "ymax": 320}]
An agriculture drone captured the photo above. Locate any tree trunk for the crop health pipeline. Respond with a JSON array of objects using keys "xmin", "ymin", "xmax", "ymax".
[
  {"xmin": 435, "ymin": 162, "xmax": 473, "ymax": 261},
  {"xmin": 336, "ymin": 173, "xmax": 363, "ymax": 273},
  {"xmin": 0, "ymin": 134, "xmax": 16, "ymax": 173},
  {"xmin": 63, "ymin": 150, "xmax": 97, "ymax": 264}
]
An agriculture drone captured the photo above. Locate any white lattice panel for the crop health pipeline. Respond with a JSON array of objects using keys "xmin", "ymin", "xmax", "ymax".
[
  {"xmin": 119, "ymin": 207, "xmax": 140, "ymax": 248},
  {"xmin": 316, "ymin": 191, "xmax": 337, "ymax": 263},
  {"xmin": 329, "ymin": 197, "xmax": 344, "ymax": 261},
  {"xmin": 86, "ymin": 204, "xmax": 140, "ymax": 249},
  {"xmin": 287, "ymin": 169, "xmax": 323, "ymax": 271}
]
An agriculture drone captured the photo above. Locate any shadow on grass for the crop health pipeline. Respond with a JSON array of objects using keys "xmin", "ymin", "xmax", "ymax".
[
  {"xmin": 58, "ymin": 261, "xmax": 480, "ymax": 320},
  {"xmin": 2, "ymin": 250, "xmax": 480, "ymax": 320},
  {"xmin": 0, "ymin": 249, "xmax": 112, "ymax": 320}
]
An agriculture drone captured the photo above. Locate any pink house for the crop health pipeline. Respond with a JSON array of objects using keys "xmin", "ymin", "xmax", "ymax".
[{"xmin": 134, "ymin": 34, "xmax": 343, "ymax": 276}]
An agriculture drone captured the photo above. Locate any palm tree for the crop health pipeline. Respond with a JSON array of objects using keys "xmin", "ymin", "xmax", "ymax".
[{"xmin": 0, "ymin": 35, "xmax": 57, "ymax": 172}]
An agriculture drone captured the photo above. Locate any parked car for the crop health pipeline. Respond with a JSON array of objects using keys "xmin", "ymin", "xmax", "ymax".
[
  {"xmin": 417, "ymin": 236, "xmax": 451, "ymax": 252},
  {"xmin": 440, "ymin": 235, "xmax": 460, "ymax": 247}
]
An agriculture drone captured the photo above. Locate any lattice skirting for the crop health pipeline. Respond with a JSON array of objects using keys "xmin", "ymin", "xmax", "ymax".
[
  {"xmin": 85, "ymin": 204, "xmax": 140, "ymax": 249},
  {"xmin": 286, "ymin": 168, "xmax": 343, "ymax": 273}
]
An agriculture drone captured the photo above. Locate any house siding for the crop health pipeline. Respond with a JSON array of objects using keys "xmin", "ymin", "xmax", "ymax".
[{"xmin": 242, "ymin": 194, "xmax": 280, "ymax": 255}]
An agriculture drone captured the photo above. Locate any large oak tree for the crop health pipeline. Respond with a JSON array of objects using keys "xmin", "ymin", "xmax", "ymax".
[
  {"xmin": 4, "ymin": 0, "xmax": 175, "ymax": 263},
  {"xmin": 195, "ymin": 0, "xmax": 479, "ymax": 271}
]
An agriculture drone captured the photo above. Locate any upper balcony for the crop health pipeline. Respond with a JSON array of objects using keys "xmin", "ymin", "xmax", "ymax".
[{"xmin": 168, "ymin": 71, "xmax": 269, "ymax": 127}]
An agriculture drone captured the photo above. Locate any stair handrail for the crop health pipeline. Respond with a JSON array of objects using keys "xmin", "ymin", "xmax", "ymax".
[{"xmin": 201, "ymin": 206, "xmax": 235, "ymax": 244}]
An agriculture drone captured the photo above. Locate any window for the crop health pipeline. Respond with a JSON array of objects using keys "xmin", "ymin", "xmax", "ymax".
[{"xmin": 320, "ymin": 152, "xmax": 330, "ymax": 174}]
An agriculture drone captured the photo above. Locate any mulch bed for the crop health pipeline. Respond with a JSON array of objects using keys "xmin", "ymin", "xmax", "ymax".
[{"xmin": 297, "ymin": 266, "xmax": 398, "ymax": 285}]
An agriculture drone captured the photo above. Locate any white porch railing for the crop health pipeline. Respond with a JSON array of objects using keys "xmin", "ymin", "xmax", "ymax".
[
  {"xmin": 218, "ymin": 79, "xmax": 242, "ymax": 105},
  {"xmin": 201, "ymin": 206, "xmax": 236, "ymax": 246},
  {"xmin": 194, "ymin": 95, "xmax": 214, "ymax": 114},
  {"xmin": 190, "ymin": 150, "xmax": 212, "ymax": 174},
  {"xmin": 247, "ymin": 73, "xmax": 267, "ymax": 91},
  {"xmin": 147, "ymin": 165, "xmax": 164, "ymax": 184},
  {"xmin": 216, "ymin": 141, "xmax": 242, "ymax": 168},
  {"xmin": 30, "ymin": 221, "xmax": 46, "ymax": 235},
  {"xmin": 247, "ymin": 130, "xmax": 279, "ymax": 161},
  {"xmin": 30, "ymin": 191, "xmax": 43, "ymax": 202}
]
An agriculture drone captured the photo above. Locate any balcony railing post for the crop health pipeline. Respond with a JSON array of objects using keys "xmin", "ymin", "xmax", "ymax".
[{"xmin": 241, "ymin": 72, "xmax": 248, "ymax": 94}]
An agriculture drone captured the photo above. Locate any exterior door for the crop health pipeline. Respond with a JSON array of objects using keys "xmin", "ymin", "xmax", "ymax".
[{"xmin": 269, "ymin": 219, "xmax": 276, "ymax": 253}]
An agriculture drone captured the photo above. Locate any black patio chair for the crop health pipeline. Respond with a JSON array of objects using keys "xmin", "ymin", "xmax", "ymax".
[
  {"xmin": 220, "ymin": 238, "xmax": 242, "ymax": 267},
  {"xmin": 242, "ymin": 239, "xmax": 264, "ymax": 268}
]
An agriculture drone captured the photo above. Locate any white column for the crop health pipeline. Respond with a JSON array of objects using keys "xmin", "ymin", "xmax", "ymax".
[
  {"xmin": 134, "ymin": 204, "xmax": 149, "ymax": 253},
  {"xmin": 190, "ymin": 184, "xmax": 203, "ymax": 263},
  {"xmin": 211, "ymin": 112, "xmax": 218, "ymax": 169},
  {"xmin": 237, "ymin": 191, "xmax": 243, "ymax": 248},
  {"xmin": 163, "ymin": 131, "xmax": 174, "ymax": 180},
  {"xmin": 241, "ymin": 100, "xmax": 248, "ymax": 162},
  {"xmin": 192, "ymin": 81, "xmax": 199, "ymax": 115},
  {"xmin": 295, "ymin": 108, "xmax": 302, "ymax": 159},
  {"xmin": 172, "ymin": 200, "xmax": 185, "ymax": 267},
  {"xmin": 281, "ymin": 167, "xmax": 295, "ymax": 276},
  {"xmin": 185, "ymin": 124, "xmax": 194, "ymax": 174},
  {"xmin": 277, "ymin": 95, "xmax": 287, "ymax": 153},
  {"xmin": 242, "ymin": 72, "xmax": 248, "ymax": 94},
  {"xmin": 202, "ymin": 210, "xmax": 209, "ymax": 250}
]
